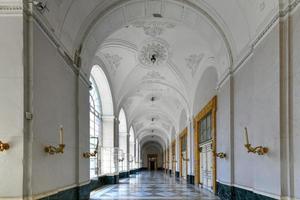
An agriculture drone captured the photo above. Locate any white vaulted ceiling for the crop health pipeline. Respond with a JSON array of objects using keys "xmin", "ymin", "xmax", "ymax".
[{"xmin": 35, "ymin": 0, "xmax": 279, "ymax": 147}]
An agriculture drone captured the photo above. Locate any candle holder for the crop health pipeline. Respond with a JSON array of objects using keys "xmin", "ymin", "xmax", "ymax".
[
  {"xmin": 0, "ymin": 141, "xmax": 9, "ymax": 152},
  {"xmin": 83, "ymin": 138, "xmax": 98, "ymax": 158},
  {"xmin": 45, "ymin": 125, "xmax": 65, "ymax": 155},
  {"xmin": 45, "ymin": 144, "xmax": 65, "ymax": 155},
  {"xmin": 215, "ymin": 152, "xmax": 226, "ymax": 159},
  {"xmin": 244, "ymin": 127, "xmax": 268, "ymax": 155},
  {"xmin": 83, "ymin": 150, "xmax": 97, "ymax": 158}
]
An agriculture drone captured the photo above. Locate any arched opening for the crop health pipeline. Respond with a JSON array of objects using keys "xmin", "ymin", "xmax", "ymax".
[
  {"xmin": 129, "ymin": 126, "xmax": 135, "ymax": 170},
  {"xmin": 89, "ymin": 65, "xmax": 114, "ymax": 177},
  {"xmin": 118, "ymin": 108, "xmax": 128, "ymax": 172}
]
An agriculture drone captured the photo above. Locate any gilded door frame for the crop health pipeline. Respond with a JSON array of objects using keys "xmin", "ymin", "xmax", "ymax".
[
  {"xmin": 171, "ymin": 140, "xmax": 176, "ymax": 173},
  {"xmin": 179, "ymin": 127, "xmax": 188, "ymax": 178},
  {"xmin": 194, "ymin": 96, "xmax": 217, "ymax": 193}
]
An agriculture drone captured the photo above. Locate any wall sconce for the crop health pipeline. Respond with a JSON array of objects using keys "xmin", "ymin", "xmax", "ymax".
[
  {"xmin": 181, "ymin": 153, "xmax": 189, "ymax": 161},
  {"xmin": 45, "ymin": 125, "xmax": 65, "ymax": 155},
  {"xmin": 118, "ymin": 158, "xmax": 124, "ymax": 162},
  {"xmin": 83, "ymin": 138, "xmax": 98, "ymax": 158},
  {"xmin": 0, "ymin": 141, "xmax": 9, "ymax": 152},
  {"xmin": 244, "ymin": 127, "xmax": 268, "ymax": 155},
  {"xmin": 215, "ymin": 152, "xmax": 226, "ymax": 159},
  {"xmin": 172, "ymin": 160, "xmax": 177, "ymax": 163}
]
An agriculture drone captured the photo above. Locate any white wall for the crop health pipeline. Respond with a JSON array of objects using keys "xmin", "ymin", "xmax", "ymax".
[
  {"xmin": 233, "ymin": 23, "xmax": 280, "ymax": 197},
  {"xmin": 292, "ymin": 6, "xmax": 300, "ymax": 199},
  {"xmin": 216, "ymin": 80, "xmax": 232, "ymax": 185},
  {"xmin": 0, "ymin": 13, "xmax": 24, "ymax": 198},
  {"xmin": 31, "ymin": 22, "xmax": 90, "ymax": 195}
]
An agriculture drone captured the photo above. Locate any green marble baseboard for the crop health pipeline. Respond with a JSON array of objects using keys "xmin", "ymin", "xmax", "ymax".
[{"xmin": 217, "ymin": 182, "xmax": 276, "ymax": 200}]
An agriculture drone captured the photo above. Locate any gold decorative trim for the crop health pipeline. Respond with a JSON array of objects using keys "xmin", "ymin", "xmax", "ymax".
[
  {"xmin": 179, "ymin": 128, "xmax": 188, "ymax": 178},
  {"xmin": 194, "ymin": 96, "xmax": 217, "ymax": 193}
]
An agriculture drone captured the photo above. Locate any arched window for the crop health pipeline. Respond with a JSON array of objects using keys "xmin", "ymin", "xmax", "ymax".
[
  {"xmin": 129, "ymin": 127, "xmax": 135, "ymax": 170},
  {"xmin": 89, "ymin": 65, "xmax": 114, "ymax": 177},
  {"xmin": 89, "ymin": 76, "xmax": 102, "ymax": 179},
  {"xmin": 119, "ymin": 108, "xmax": 128, "ymax": 172}
]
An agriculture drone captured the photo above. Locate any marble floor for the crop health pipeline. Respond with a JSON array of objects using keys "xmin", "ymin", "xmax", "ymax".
[{"xmin": 90, "ymin": 171, "xmax": 219, "ymax": 200}]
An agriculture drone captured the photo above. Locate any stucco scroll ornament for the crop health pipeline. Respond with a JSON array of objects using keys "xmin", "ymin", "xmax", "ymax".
[{"xmin": 243, "ymin": 127, "xmax": 269, "ymax": 155}]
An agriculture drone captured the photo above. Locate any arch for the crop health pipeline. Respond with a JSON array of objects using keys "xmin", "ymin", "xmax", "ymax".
[
  {"xmin": 118, "ymin": 108, "xmax": 128, "ymax": 172},
  {"xmin": 90, "ymin": 65, "xmax": 115, "ymax": 177},
  {"xmin": 129, "ymin": 126, "xmax": 135, "ymax": 169},
  {"xmin": 91, "ymin": 65, "xmax": 114, "ymax": 115}
]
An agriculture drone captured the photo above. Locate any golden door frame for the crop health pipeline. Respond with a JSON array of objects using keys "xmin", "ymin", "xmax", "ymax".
[
  {"xmin": 179, "ymin": 128, "xmax": 188, "ymax": 178},
  {"xmin": 171, "ymin": 140, "xmax": 176, "ymax": 173},
  {"xmin": 166, "ymin": 148, "xmax": 169, "ymax": 173},
  {"xmin": 194, "ymin": 96, "xmax": 217, "ymax": 193}
]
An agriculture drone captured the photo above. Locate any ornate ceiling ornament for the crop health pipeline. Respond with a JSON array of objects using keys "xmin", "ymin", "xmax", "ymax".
[
  {"xmin": 132, "ymin": 21, "xmax": 175, "ymax": 37},
  {"xmin": 103, "ymin": 53, "xmax": 122, "ymax": 75},
  {"xmin": 138, "ymin": 39, "xmax": 169, "ymax": 67},
  {"xmin": 142, "ymin": 71, "xmax": 165, "ymax": 81},
  {"xmin": 185, "ymin": 54, "xmax": 204, "ymax": 76}
]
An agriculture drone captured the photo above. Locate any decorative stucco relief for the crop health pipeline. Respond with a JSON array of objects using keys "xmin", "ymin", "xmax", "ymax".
[
  {"xmin": 132, "ymin": 21, "xmax": 175, "ymax": 37},
  {"xmin": 103, "ymin": 53, "xmax": 122, "ymax": 75},
  {"xmin": 185, "ymin": 54, "xmax": 204, "ymax": 76}
]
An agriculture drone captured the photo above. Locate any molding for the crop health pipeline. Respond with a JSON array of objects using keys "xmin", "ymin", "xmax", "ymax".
[
  {"xmin": 0, "ymin": 2, "xmax": 22, "ymax": 15},
  {"xmin": 24, "ymin": 5, "xmax": 91, "ymax": 88},
  {"xmin": 217, "ymin": 0, "xmax": 300, "ymax": 89}
]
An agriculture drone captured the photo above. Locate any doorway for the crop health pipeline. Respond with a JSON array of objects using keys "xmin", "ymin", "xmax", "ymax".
[
  {"xmin": 180, "ymin": 128, "xmax": 188, "ymax": 180},
  {"xmin": 194, "ymin": 96, "xmax": 217, "ymax": 193},
  {"xmin": 147, "ymin": 154, "xmax": 157, "ymax": 171}
]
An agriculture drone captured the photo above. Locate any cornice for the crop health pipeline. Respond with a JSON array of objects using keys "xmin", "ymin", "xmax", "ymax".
[
  {"xmin": 0, "ymin": 2, "xmax": 22, "ymax": 15},
  {"xmin": 217, "ymin": 0, "xmax": 300, "ymax": 89}
]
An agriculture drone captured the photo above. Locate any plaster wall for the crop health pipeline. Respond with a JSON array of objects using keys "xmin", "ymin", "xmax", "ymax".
[
  {"xmin": 233, "ymin": 23, "xmax": 280, "ymax": 197},
  {"xmin": 291, "ymin": 5, "xmax": 300, "ymax": 199},
  {"xmin": 31, "ymin": 22, "xmax": 84, "ymax": 195},
  {"xmin": 216, "ymin": 80, "xmax": 232, "ymax": 185},
  {"xmin": 0, "ymin": 14, "xmax": 24, "ymax": 197}
]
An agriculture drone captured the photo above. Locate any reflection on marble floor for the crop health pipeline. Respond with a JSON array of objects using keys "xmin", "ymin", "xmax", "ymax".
[{"xmin": 90, "ymin": 171, "xmax": 219, "ymax": 200}]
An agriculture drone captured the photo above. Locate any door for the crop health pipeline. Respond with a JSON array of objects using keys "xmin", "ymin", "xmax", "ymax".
[
  {"xmin": 199, "ymin": 142, "xmax": 213, "ymax": 191},
  {"xmin": 182, "ymin": 150, "xmax": 187, "ymax": 179}
]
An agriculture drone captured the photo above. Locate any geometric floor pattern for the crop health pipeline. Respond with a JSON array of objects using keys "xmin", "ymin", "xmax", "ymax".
[{"xmin": 90, "ymin": 171, "xmax": 220, "ymax": 200}]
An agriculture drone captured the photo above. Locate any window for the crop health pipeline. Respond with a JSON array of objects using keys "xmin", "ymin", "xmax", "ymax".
[
  {"xmin": 199, "ymin": 112, "xmax": 212, "ymax": 144},
  {"xmin": 89, "ymin": 76, "xmax": 102, "ymax": 178}
]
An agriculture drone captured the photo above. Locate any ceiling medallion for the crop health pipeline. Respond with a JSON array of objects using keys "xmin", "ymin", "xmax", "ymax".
[{"xmin": 138, "ymin": 39, "xmax": 169, "ymax": 67}]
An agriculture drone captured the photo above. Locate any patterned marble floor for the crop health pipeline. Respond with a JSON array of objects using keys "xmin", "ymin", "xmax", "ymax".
[{"xmin": 90, "ymin": 171, "xmax": 219, "ymax": 200}]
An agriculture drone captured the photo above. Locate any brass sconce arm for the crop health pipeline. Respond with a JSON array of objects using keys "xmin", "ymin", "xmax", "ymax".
[
  {"xmin": 172, "ymin": 160, "xmax": 177, "ymax": 163},
  {"xmin": 83, "ymin": 150, "xmax": 97, "ymax": 158},
  {"xmin": 243, "ymin": 127, "xmax": 268, "ymax": 155},
  {"xmin": 45, "ymin": 144, "xmax": 65, "ymax": 155},
  {"xmin": 118, "ymin": 158, "xmax": 124, "ymax": 162},
  {"xmin": 244, "ymin": 144, "xmax": 268, "ymax": 155},
  {"xmin": 0, "ymin": 141, "xmax": 9, "ymax": 152},
  {"xmin": 215, "ymin": 152, "xmax": 226, "ymax": 159},
  {"xmin": 182, "ymin": 157, "xmax": 189, "ymax": 161}
]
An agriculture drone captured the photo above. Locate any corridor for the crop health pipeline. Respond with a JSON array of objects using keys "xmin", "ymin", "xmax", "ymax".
[{"xmin": 90, "ymin": 171, "xmax": 219, "ymax": 200}]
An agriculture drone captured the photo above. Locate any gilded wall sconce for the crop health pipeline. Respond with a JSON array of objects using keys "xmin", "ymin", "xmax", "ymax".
[
  {"xmin": 215, "ymin": 152, "xmax": 226, "ymax": 159},
  {"xmin": 83, "ymin": 138, "xmax": 98, "ymax": 158},
  {"xmin": 244, "ymin": 127, "xmax": 268, "ymax": 155},
  {"xmin": 181, "ymin": 154, "xmax": 189, "ymax": 161},
  {"xmin": 44, "ymin": 125, "xmax": 65, "ymax": 155},
  {"xmin": 0, "ymin": 141, "xmax": 9, "ymax": 152}
]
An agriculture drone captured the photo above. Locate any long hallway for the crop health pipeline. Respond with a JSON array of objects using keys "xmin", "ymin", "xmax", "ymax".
[{"xmin": 90, "ymin": 171, "xmax": 219, "ymax": 200}]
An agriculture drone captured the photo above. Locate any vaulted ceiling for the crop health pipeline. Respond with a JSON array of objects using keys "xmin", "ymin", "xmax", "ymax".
[{"xmin": 35, "ymin": 0, "xmax": 279, "ymax": 147}]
